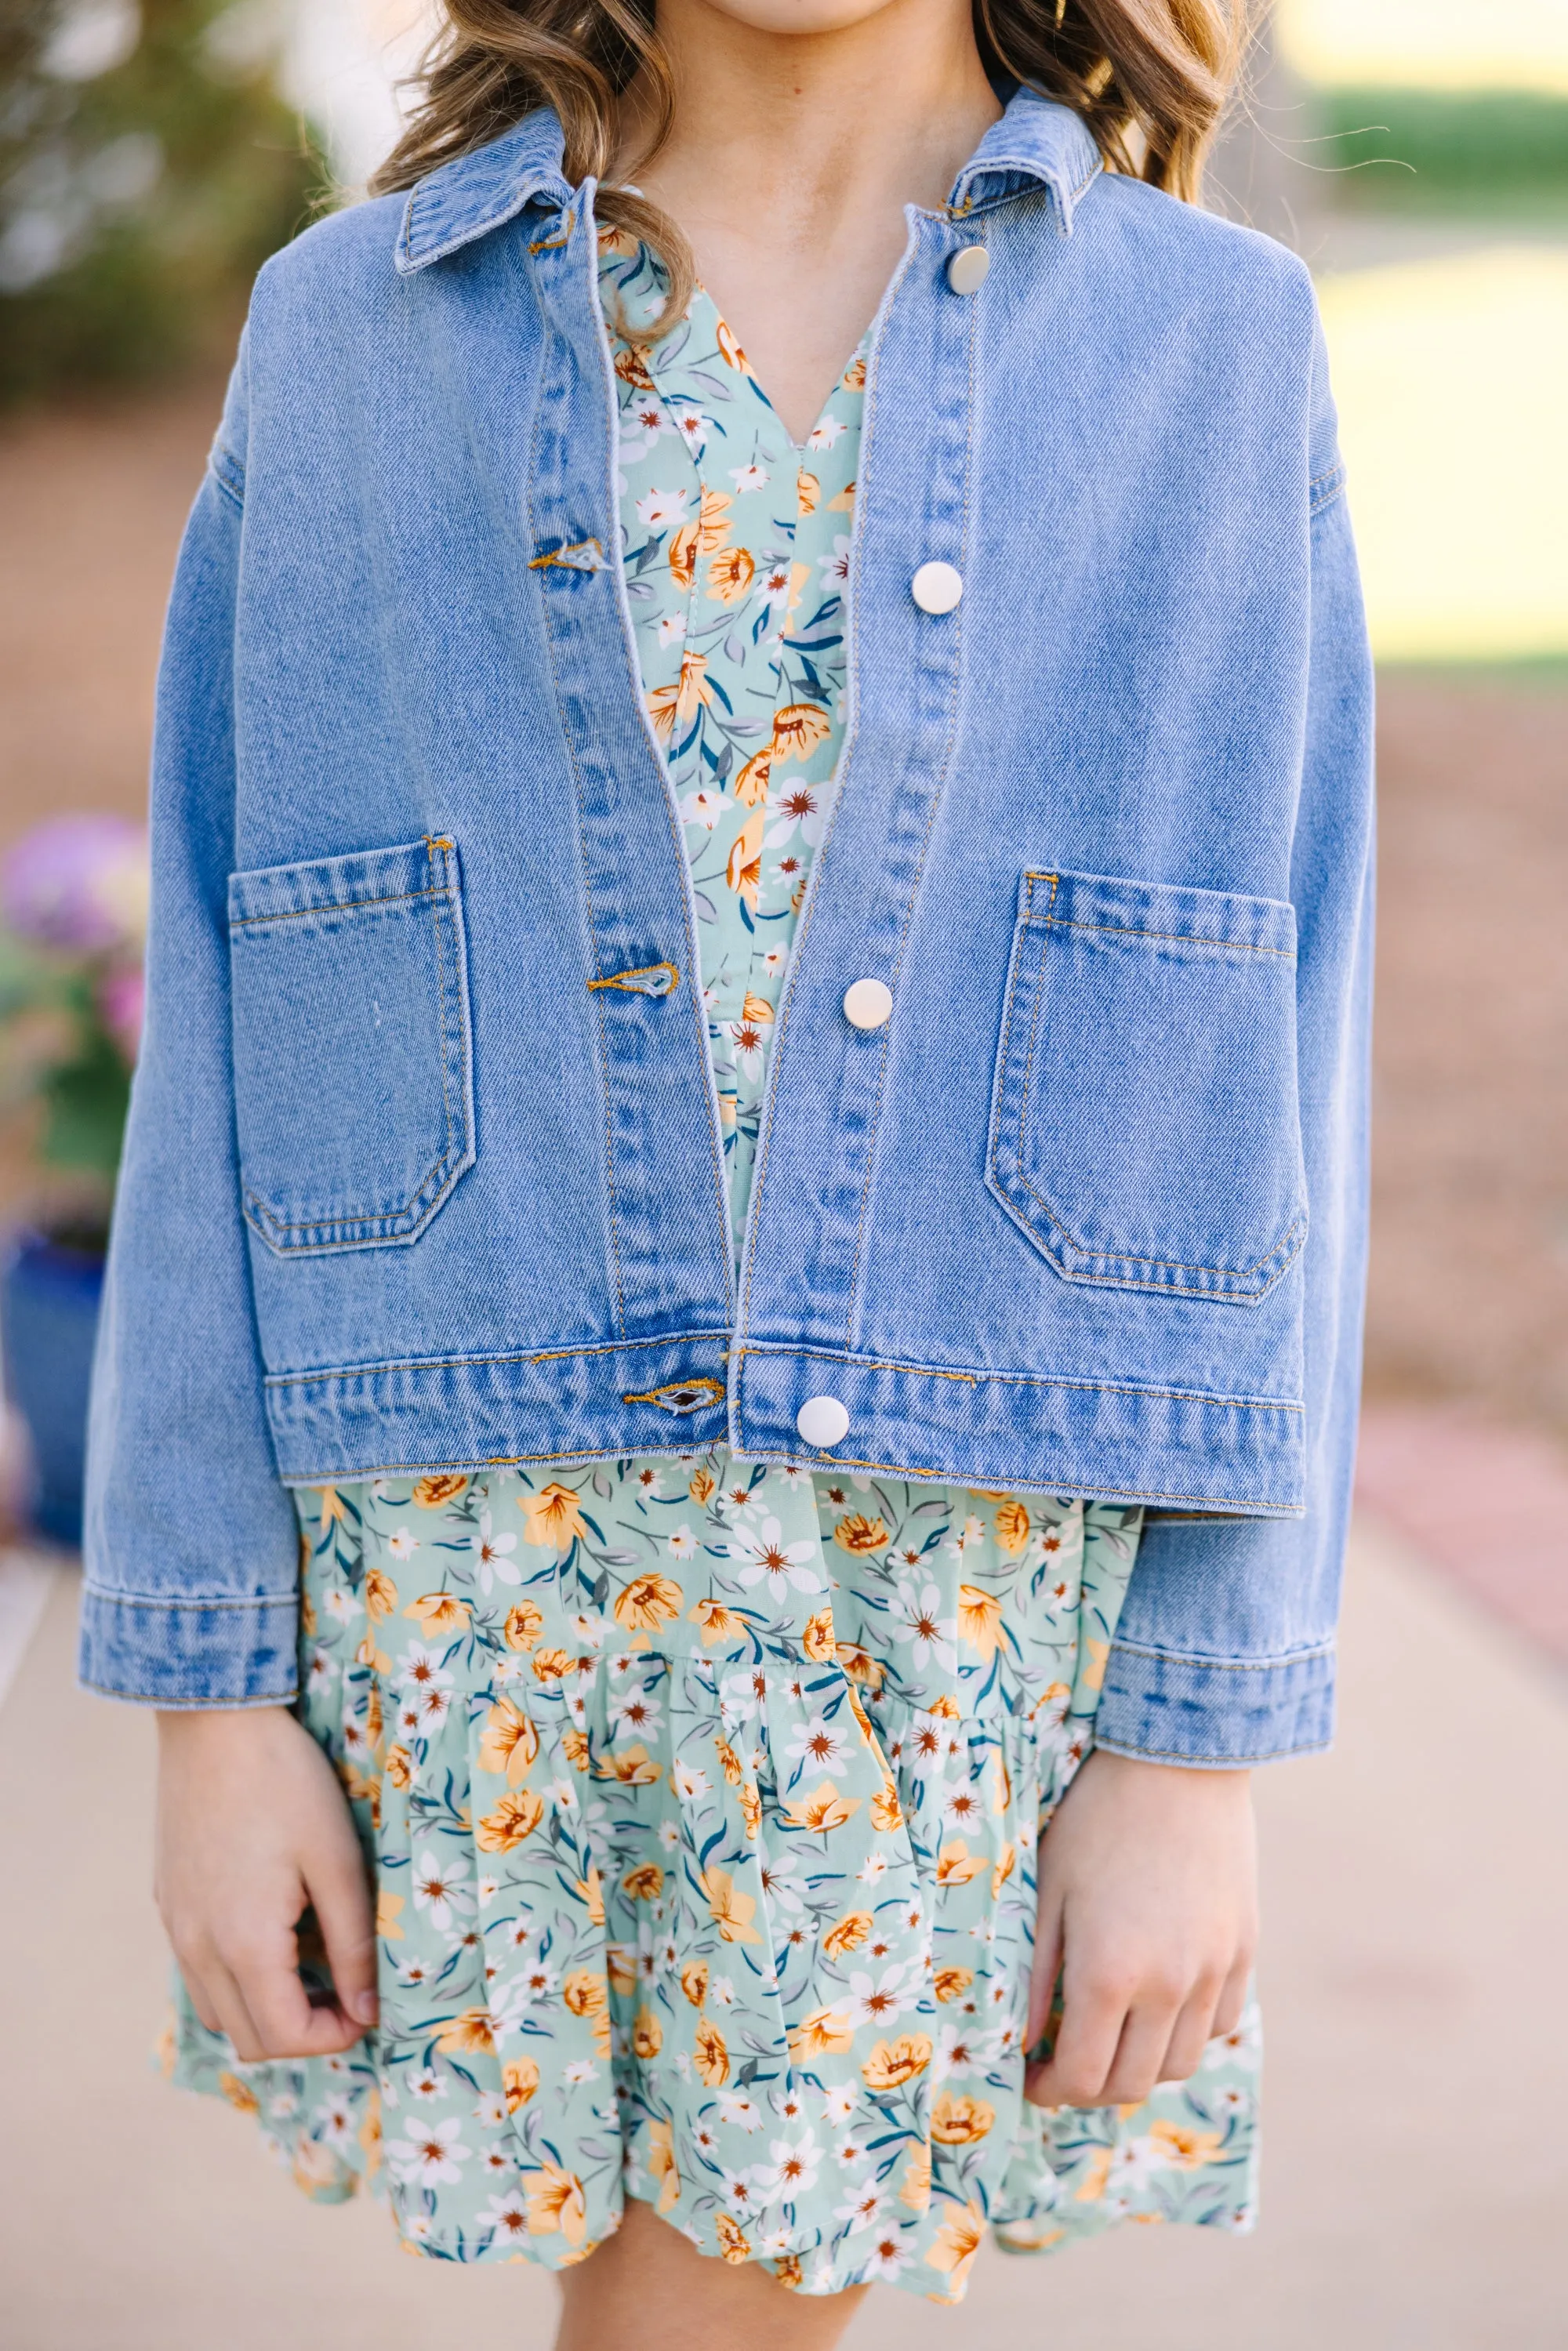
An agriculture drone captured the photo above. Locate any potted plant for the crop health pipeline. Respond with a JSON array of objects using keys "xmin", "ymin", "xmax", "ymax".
[{"xmin": 0, "ymin": 814, "xmax": 147, "ymax": 1544}]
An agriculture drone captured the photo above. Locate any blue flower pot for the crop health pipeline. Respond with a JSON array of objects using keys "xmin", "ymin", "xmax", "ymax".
[{"xmin": 0, "ymin": 1229, "xmax": 105, "ymax": 1549}]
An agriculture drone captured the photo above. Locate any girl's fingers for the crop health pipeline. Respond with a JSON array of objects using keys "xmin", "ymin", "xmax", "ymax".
[
  {"xmin": 1154, "ymin": 1976, "xmax": 1224, "ymax": 2087},
  {"xmin": 1211, "ymin": 1950, "xmax": 1252, "ymax": 2041},
  {"xmin": 1025, "ymin": 1968, "xmax": 1128, "ymax": 2107},
  {"xmin": 203, "ymin": 1955, "xmax": 270, "ymax": 2065},
  {"xmin": 307, "ymin": 1842, "xmax": 380, "ymax": 2034},
  {"xmin": 1023, "ymin": 1889, "xmax": 1064, "ymax": 2054},
  {"xmin": 173, "ymin": 1950, "xmax": 226, "ymax": 2038},
  {"xmin": 1098, "ymin": 1990, "xmax": 1187, "ymax": 2108}
]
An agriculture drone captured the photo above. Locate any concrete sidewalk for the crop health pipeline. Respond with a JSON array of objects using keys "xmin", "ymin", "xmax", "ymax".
[{"xmin": 2, "ymin": 1522, "xmax": 1564, "ymax": 2350}]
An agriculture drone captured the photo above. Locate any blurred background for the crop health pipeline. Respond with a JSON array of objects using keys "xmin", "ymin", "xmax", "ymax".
[{"xmin": 1, "ymin": 3, "xmax": 1565, "ymax": 2345}]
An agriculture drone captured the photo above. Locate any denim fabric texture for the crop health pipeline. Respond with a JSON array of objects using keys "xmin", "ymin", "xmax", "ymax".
[{"xmin": 81, "ymin": 93, "xmax": 1374, "ymax": 1765}]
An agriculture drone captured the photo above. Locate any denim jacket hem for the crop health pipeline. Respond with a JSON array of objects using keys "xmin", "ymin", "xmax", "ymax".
[
  {"xmin": 1093, "ymin": 1637, "xmax": 1335, "ymax": 1765},
  {"xmin": 78, "ymin": 1586, "xmax": 299, "ymax": 1708}
]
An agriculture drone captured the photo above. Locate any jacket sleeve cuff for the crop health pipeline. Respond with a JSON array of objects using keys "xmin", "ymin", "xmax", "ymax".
[
  {"xmin": 78, "ymin": 1584, "xmax": 299, "ymax": 1708},
  {"xmin": 1091, "ymin": 1635, "xmax": 1335, "ymax": 1767}
]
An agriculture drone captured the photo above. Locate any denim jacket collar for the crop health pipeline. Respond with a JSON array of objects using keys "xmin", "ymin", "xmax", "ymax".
[{"xmin": 394, "ymin": 85, "xmax": 1101, "ymax": 275}]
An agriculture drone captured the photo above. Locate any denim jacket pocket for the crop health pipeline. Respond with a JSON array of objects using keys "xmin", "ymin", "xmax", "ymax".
[
  {"xmin": 985, "ymin": 869, "xmax": 1305, "ymax": 1301},
  {"xmin": 227, "ymin": 836, "xmax": 475, "ymax": 1254}
]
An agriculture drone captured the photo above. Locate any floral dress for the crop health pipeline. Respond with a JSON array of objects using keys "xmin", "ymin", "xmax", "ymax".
[{"xmin": 165, "ymin": 235, "xmax": 1261, "ymax": 2301}]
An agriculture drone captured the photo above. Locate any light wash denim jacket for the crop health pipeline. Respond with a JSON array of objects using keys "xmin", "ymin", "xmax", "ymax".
[{"xmin": 80, "ymin": 93, "xmax": 1374, "ymax": 1765}]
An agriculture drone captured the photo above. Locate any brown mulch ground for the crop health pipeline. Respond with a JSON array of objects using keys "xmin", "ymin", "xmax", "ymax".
[{"xmin": 3, "ymin": 382, "xmax": 1566, "ymax": 1446}]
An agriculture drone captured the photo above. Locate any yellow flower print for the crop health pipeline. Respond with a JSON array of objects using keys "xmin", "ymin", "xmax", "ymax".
[
  {"xmin": 317, "ymin": 1486, "xmax": 347, "ymax": 1529},
  {"xmin": 774, "ymin": 2253, "xmax": 804, "ymax": 2289},
  {"xmin": 699, "ymin": 1865, "xmax": 762, "ymax": 1943},
  {"xmin": 363, "ymin": 1566, "xmax": 396, "ymax": 1621},
  {"xmin": 607, "ymin": 1943, "xmax": 637, "ymax": 1997},
  {"xmin": 725, "ymin": 805, "xmax": 764, "ymax": 911},
  {"xmin": 648, "ymin": 2115, "xmax": 682, "ymax": 2215},
  {"xmin": 1074, "ymin": 2146, "xmax": 1113, "ymax": 2203},
  {"xmin": 739, "ymin": 1781, "xmax": 762, "ymax": 1839},
  {"xmin": 713, "ymin": 1733, "xmax": 744, "ymax": 1783},
  {"xmin": 787, "ymin": 2008, "xmax": 854, "ymax": 2060},
  {"xmin": 771, "ymin": 701, "xmax": 832, "ymax": 764},
  {"xmin": 434, "ymin": 2008, "xmax": 495, "ymax": 2057},
  {"xmin": 706, "ymin": 544, "xmax": 755, "ymax": 604},
  {"xmin": 993, "ymin": 1497, "xmax": 1031, "ymax": 1555},
  {"xmin": 821, "ymin": 1910, "xmax": 873, "ymax": 1959},
  {"xmin": 869, "ymin": 1778, "xmax": 904, "ymax": 1833},
  {"xmin": 413, "ymin": 1474, "xmax": 468, "ymax": 1509},
  {"xmin": 561, "ymin": 1725, "xmax": 590, "ymax": 1772},
  {"xmin": 991, "ymin": 1751, "xmax": 1012, "ymax": 1813},
  {"xmin": 733, "ymin": 745, "xmax": 772, "ymax": 806},
  {"xmin": 827, "ymin": 478, "xmax": 856, "ymax": 511},
  {"xmin": 383, "ymin": 1743, "xmax": 413, "ymax": 1790},
  {"xmin": 898, "ymin": 2145, "xmax": 932, "ymax": 2211},
  {"xmin": 860, "ymin": 2034, "xmax": 932, "ymax": 2092},
  {"xmin": 924, "ymin": 2200, "xmax": 984, "ymax": 2289},
  {"xmin": 1083, "ymin": 1636, "xmax": 1112, "ymax": 1693},
  {"xmin": 1149, "ymin": 2120, "xmax": 1225, "ymax": 2169},
  {"xmin": 503, "ymin": 1598, "xmax": 545, "ymax": 1651},
  {"xmin": 688, "ymin": 1464, "xmax": 717, "ymax": 1504},
  {"xmin": 782, "ymin": 1780, "xmax": 861, "ymax": 1834},
  {"xmin": 714, "ymin": 317, "xmax": 749, "ymax": 372},
  {"xmin": 842, "ymin": 354, "xmax": 867, "ymax": 391},
  {"xmin": 525, "ymin": 2161, "xmax": 588, "ymax": 2245},
  {"xmin": 695, "ymin": 487, "xmax": 733, "ymax": 550},
  {"xmin": 632, "ymin": 2007, "xmax": 662, "ymax": 2059},
  {"xmin": 680, "ymin": 1957, "xmax": 709, "ymax": 2008},
  {"xmin": 647, "ymin": 648, "xmax": 715, "ymax": 742},
  {"xmin": 612, "ymin": 1572, "xmax": 683, "ymax": 1631},
  {"xmin": 476, "ymin": 1696, "xmax": 539, "ymax": 1785},
  {"xmin": 835, "ymin": 1640, "xmax": 884, "ymax": 1694},
  {"xmin": 956, "ymin": 1583, "xmax": 1004, "ymax": 1656},
  {"xmin": 520, "ymin": 1482, "xmax": 589, "ymax": 1550},
  {"xmin": 690, "ymin": 1595, "xmax": 744, "ymax": 1645},
  {"xmin": 219, "ymin": 2070, "xmax": 260, "ymax": 2114},
  {"xmin": 801, "ymin": 1606, "xmax": 837, "ymax": 1661},
  {"xmin": 933, "ymin": 1965, "xmax": 974, "ymax": 2003},
  {"xmin": 561, "ymin": 1968, "xmax": 612, "ymax": 2050},
  {"xmin": 935, "ymin": 1838, "xmax": 986, "ymax": 1886},
  {"xmin": 531, "ymin": 1646, "xmax": 573, "ymax": 1684},
  {"xmin": 694, "ymin": 2016, "xmax": 730, "ymax": 2085},
  {"xmin": 992, "ymin": 1841, "xmax": 1016, "ymax": 1896},
  {"xmin": 402, "ymin": 1591, "xmax": 470, "ymax": 1634},
  {"xmin": 597, "ymin": 1743, "xmax": 663, "ymax": 1787},
  {"xmin": 834, "ymin": 1513, "xmax": 890, "ymax": 1555},
  {"xmin": 574, "ymin": 1863, "xmax": 605, "ymax": 1924},
  {"xmin": 503, "ymin": 2056, "xmax": 539, "ymax": 2112},
  {"xmin": 621, "ymin": 1861, "xmax": 665, "ymax": 1903},
  {"xmin": 715, "ymin": 2211, "xmax": 750, "ymax": 2264},
  {"xmin": 613, "ymin": 341, "xmax": 655, "ymax": 391},
  {"xmin": 931, "ymin": 2092, "xmax": 996, "ymax": 2145},
  {"xmin": 475, "ymin": 1787, "xmax": 545, "ymax": 1852},
  {"xmin": 797, "ymin": 469, "xmax": 819, "ymax": 515}
]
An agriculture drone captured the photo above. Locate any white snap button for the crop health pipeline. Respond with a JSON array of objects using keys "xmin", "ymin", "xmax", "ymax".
[
  {"xmin": 843, "ymin": 978, "xmax": 893, "ymax": 1030},
  {"xmin": 911, "ymin": 560, "xmax": 963, "ymax": 615},
  {"xmin": 947, "ymin": 245, "xmax": 989, "ymax": 295},
  {"xmin": 797, "ymin": 1395, "xmax": 850, "ymax": 1449}
]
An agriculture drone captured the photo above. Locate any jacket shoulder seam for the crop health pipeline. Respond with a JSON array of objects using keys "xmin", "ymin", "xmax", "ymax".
[{"xmin": 210, "ymin": 445, "xmax": 246, "ymax": 509}]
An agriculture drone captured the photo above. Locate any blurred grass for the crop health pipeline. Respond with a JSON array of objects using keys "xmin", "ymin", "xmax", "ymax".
[{"xmin": 1317, "ymin": 86, "xmax": 1568, "ymax": 209}]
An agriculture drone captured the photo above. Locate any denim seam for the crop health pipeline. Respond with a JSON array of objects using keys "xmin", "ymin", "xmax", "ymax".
[
  {"xmin": 209, "ymin": 450, "xmax": 245, "ymax": 508},
  {"xmin": 1107, "ymin": 1638, "xmax": 1335, "ymax": 1671},
  {"xmin": 735, "ymin": 212, "xmax": 925, "ymax": 1348},
  {"xmin": 526, "ymin": 246, "xmax": 630, "ymax": 1345},
  {"xmin": 1308, "ymin": 462, "xmax": 1347, "ymax": 513},
  {"xmin": 993, "ymin": 872, "xmax": 1305, "ymax": 1293},
  {"xmin": 82, "ymin": 1681, "xmax": 300, "ymax": 1710},
  {"xmin": 585, "ymin": 180, "xmax": 735, "ymax": 1317},
  {"xmin": 841, "ymin": 223, "xmax": 978, "ymax": 1352},
  {"xmin": 263, "ymin": 1330, "xmax": 731, "ymax": 1388},
  {"xmin": 733, "ymin": 1451, "xmax": 1297, "ymax": 1513},
  {"xmin": 230, "ymin": 886, "xmax": 445, "ymax": 927},
  {"xmin": 734, "ymin": 1342, "xmax": 1302, "ymax": 1414},
  {"xmin": 1042, "ymin": 915, "xmax": 1295, "ymax": 960},
  {"xmin": 81, "ymin": 1584, "xmax": 296, "ymax": 1613},
  {"xmin": 1094, "ymin": 1734, "xmax": 1330, "ymax": 1767}
]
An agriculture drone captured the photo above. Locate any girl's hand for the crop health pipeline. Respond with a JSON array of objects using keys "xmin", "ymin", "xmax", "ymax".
[
  {"xmin": 154, "ymin": 1706, "xmax": 378, "ymax": 2062},
  {"xmin": 1023, "ymin": 1747, "xmax": 1256, "ymax": 2110}
]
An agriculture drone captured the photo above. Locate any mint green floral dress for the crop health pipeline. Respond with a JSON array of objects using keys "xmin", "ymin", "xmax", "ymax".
[{"xmin": 166, "ymin": 234, "xmax": 1261, "ymax": 2300}]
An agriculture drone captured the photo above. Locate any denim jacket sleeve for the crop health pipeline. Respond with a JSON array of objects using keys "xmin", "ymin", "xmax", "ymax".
[
  {"xmin": 1094, "ymin": 334, "xmax": 1375, "ymax": 1770},
  {"xmin": 79, "ymin": 342, "xmax": 304, "ymax": 1710}
]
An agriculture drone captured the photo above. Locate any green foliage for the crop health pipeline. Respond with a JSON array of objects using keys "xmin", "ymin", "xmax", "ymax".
[
  {"xmin": 1317, "ymin": 86, "xmax": 1568, "ymax": 208},
  {"xmin": 0, "ymin": 0, "xmax": 326, "ymax": 406},
  {"xmin": 0, "ymin": 932, "xmax": 130, "ymax": 1181}
]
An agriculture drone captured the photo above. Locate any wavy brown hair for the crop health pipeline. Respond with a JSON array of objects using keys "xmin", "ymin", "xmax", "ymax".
[{"xmin": 371, "ymin": 2, "xmax": 1247, "ymax": 328}]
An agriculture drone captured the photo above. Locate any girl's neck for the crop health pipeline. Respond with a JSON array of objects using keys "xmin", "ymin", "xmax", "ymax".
[{"xmin": 622, "ymin": 1, "xmax": 1001, "ymax": 442}]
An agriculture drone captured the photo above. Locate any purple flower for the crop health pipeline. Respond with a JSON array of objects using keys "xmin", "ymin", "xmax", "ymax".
[
  {"xmin": 2, "ymin": 815, "xmax": 149, "ymax": 953},
  {"xmin": 98, "ymin": 967, "xmax": 145, "ymax": 1062}
]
